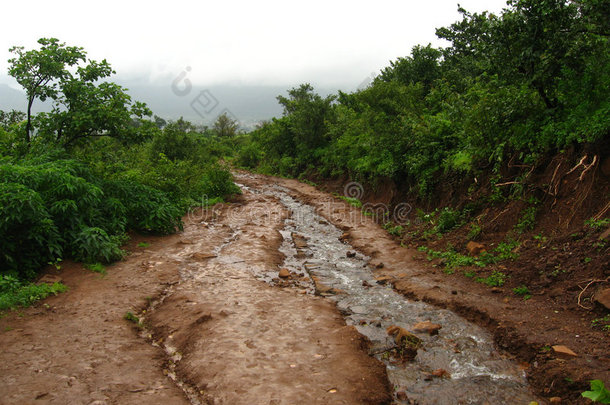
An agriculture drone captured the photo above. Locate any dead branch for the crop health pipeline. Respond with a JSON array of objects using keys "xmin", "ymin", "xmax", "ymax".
[
  {"xmin": 577, "ymin": 277, "xmax": 609, "ymax": 310},
  {"xmin": 495, "ymin": 181, "xmax": 521, "ymax": 187}
]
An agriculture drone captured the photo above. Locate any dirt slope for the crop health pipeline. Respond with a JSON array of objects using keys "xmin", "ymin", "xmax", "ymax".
[{"xmin": 257, "ymin": 173, "xmax": 609, "ymax": 404}]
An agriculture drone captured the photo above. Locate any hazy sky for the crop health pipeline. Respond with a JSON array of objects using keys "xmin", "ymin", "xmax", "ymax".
[{"xmin": 0, "ymin": 0, "xmax": 508, "ymax": 91}]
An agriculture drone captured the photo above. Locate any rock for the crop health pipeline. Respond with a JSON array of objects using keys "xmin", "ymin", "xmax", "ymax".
[
  {"xmin": 552, "ymin": 345, "xmax": 578, "ymax": 357},
  {"xmin": 375, "ymin": 262, "xmax": 385, "ymax": 269},
  {"xmin": 412, "ymin": 321, "xmax": 442, "ymax": 335},
  {"xmin": 191, "ymin": 252, "xmax": 216, "ymax": 261},
  {"xmin": 278, "ymin": 268, "xmax": 291, "ymax": 278},
  {"xmin": 346, "ymin": 251, "xmax": 356, "ymax": 258},
  {"xmin": 37, "ymin": 274, "xmax": 62, "ymax": 285},
  {"xmin": 466, "ymin": 241, "xmax": 486, "ymax": 256},
  {"xmin": 549, "ymin": 397, "xmax": 562, "ymax": 403},
  {"xmin": 593, "ymin": 288, "xmax": 610, "ymax": 310},
  {"xmin": 374, "ymin": 275, "xmax": 393, "ymax": 284},
  {"xmin": 601, "ymin": 156, "xmax": 610, "ymax": 177},
  {"xmin": 338, "ymin": 232, "xmax": 349, "ymax": 242},
  {"xmin": 362, "ymin": 280, "xmax": 372, "ymax": 288},
  {"xmin": 491, "ymin": 287, "xmax": 502, "ymax": 294},
  {"xmin": 396, "ymin": 391, "xmax": 408, "ymax": 401}
]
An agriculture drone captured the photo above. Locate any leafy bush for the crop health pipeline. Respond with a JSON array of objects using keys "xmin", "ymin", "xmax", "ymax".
[
  {"xmin": 0, "ymin": 275, "xmax": 67, "ymax": 310},
  {"xmin": 581, "ymin": 380, "xmax": 610, "ymax": 404},
  {"xmin": 435, "ymin": 207, "xmax": 463, "ymax": 233}
]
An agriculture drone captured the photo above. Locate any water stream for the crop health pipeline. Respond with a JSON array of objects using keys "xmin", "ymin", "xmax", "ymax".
[{"xmin": 249, "ymin": 183, "xmax": 536, "ymax": 404}]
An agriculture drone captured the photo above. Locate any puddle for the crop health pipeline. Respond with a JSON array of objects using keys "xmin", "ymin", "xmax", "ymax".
[{"xmin": 251, "ymin": 183, "xmax": 536, "ymax": 404}]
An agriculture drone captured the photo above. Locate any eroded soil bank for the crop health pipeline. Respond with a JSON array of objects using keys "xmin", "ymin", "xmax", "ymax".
[{"xmin": 245, "ymin": 173, "xmax": 609, "ymax": 404}]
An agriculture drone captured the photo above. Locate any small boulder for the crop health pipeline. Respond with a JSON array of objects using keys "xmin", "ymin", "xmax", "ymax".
[
  {"xmin": 278, "ymin": 268, "xmax": 291, "ymax": 278},
  {"xmin": 593, "ymin": 288, "xmax": 610, "ymax": 310},
  {"xmin": 412, "ymin": 321, "xmax": 442, "ymax": 335},
  {"xmin": 338, "ymin": 232, "xmax": 349, "ymax": 242},
  {"xmin": 466, "ymin": 241, "xmax": 486, "ymax": 256},
  {"xmin": 346, "ymin": 251, "xmax": 356, "ymax": 258},
  {"xmin": 552, "ymin": 345, "xmax": 578, "ymax": 357},
  {"xmin": 396, "ymin": 391, "xmax": 408, "ymax": 401}
]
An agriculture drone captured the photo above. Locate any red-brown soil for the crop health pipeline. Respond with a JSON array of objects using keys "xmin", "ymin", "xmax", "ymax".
[
  {"xmin": 260, "ymin": 171, "xmax": 609, "ymax": 405},
  {"xmin": 0, "ymin": 183, "xmax": 390, "ymax": 405}
]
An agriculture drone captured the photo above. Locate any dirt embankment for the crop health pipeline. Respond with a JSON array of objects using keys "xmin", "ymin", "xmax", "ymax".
[
  {"xmin": 267, "ymin": 172, "xmax": 609, "ymax": 404},
  {"xmin": 0, "ymin": 182, "xmax": 390, "ymax": 405}
]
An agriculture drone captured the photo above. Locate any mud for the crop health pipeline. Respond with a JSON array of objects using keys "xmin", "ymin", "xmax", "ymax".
[
  {"xmin": 247, "ymin": 172, "xmax": 609, "ymax": 404},
  {"xmin": 0, "ymin": 182, "xmax": 390, "ymax": 405}
]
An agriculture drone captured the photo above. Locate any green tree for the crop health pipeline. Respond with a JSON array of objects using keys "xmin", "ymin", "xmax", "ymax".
[
  {"xmin": 213, "ymin": 112, "xmax": 239, "ymax": 137},
  {"xmin": 8, "ymin": 38, "xmax": 86, "ymax": 143},
  {"xmin": 8, "ymin": 38, "xmax": 151, "ymax": 147}
]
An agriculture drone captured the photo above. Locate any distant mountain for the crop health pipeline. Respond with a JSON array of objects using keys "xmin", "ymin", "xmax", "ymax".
[{"xmin": 0, "ymin": 81, "xmax": 341, "ymax": 130}]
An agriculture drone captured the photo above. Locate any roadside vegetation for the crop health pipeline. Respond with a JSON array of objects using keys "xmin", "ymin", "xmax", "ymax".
[{"xmin": 0, "ymin": 39, "xmax": 240, "ymax": 309}]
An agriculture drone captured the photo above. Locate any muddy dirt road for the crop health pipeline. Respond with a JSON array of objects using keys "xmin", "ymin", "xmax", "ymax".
[{"xmin": 0, "ymin": 173, "xmax": 552, "ymax": 405}]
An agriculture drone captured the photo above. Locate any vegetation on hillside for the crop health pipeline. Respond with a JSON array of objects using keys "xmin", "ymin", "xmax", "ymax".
[
  {"xmin": 237, "ymin": 0, "xmax": 608, "ymax": 197},
  {"xmin": 1, "ymin": 39, "xmax": 240, "ymax": 308}
]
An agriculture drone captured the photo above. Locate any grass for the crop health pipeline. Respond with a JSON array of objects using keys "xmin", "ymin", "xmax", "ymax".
[
  {"xmin": 513, "ymin": 285, "xmax": 531, "ymax": 300},
  {"xmin": 476, "ymin": 270, "xmax": 508, "ymax": 287},
  {"xmin": 124, "ymin": 311, "xmax": 144, "ymax": 329},
  {"xmin": 85, "ymin": 262, "xmax": 106, "ymax": 276},
  {"xmin": 137, "ymin": 242, "xmax": 151, "ymax": 248},
  {"xmin": 338, "ymin": 195, "xmax": 362, "ymax": 208},
  {"xmin": 0, "ymin": 276, "xmax": 68, "ymax": 310}
]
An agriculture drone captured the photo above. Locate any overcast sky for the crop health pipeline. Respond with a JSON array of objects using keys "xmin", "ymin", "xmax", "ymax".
[{"xmin": 1, "ymin": 0, "xmax": 508, "ymax": 91}]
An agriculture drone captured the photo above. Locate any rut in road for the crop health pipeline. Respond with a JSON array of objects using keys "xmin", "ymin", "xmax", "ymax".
[{"xmin": 142, "ymin": 184, "xmax": 390, "ymax": 405}]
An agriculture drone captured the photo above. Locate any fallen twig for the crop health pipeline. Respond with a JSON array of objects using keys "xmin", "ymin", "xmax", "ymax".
[{"xmin": 577, "ymin": 277, "xmax": 609, "ymax": 310}]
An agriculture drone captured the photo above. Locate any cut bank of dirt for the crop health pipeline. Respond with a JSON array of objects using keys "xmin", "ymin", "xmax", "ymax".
[
  {"xmin": 250, "ymin": 173, "xmax": 610, "ymax": 404},
  {"xmin": 0, "ymin": 181, "xmax": 390, "ymax": 405}
]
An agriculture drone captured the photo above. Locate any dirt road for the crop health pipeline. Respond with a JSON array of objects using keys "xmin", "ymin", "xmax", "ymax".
[
  {"xmin": 0, "ymin": 176, "xmax": 389, "ymax": 405},
  {"xmin": 3, "ymin": 172, "xmax": 603, "ymax": 404}
]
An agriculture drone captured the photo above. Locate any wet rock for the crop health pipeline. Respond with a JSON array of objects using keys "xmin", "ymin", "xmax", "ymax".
[
  {"xmin": 466, "ymin": 241, "xmax": 486, "ymax": 256},
  {"xmin": 423, "ymin": 368, "xmax": 450, "ymax": 380},
  {"xmin": 346, "ymin": 251, "xmax": 356, "ymax": 258},
  {"xmin": 375, "ymin": 262, "xmax": 385, "ymax": 269},
  {"xmin": 374, "ymin": 275, "xmax": 393, "ymax": 284},
  {"xmin": 552, "ymin": 345, "xmax": 578, "ymax": 357},
  {"xmin": 593, "ymin": 288, "xmax": 610, "ymax": 310},
  {"xmin": 191, "ymin": 252, "xmax": 217, "ymax": 261},
  {"xmin": 396, "ymin": 391, "xmax": 408, "ymax": 401},
  {"xmin": 549, "ymin": 397, "xmax": 562, "ymax": 403},
  {"xmin": 37, "ymin": 274, "xmax": 62, "ymax": 285},
  {"xmin": 362, "ymin": 280, "xmax": 372, "ymax": 288},
  {"xmin": 411, "ymin": 321, "xmax": 442, "ymax": 336},
  {"xmin": 350, "ymin": 305, "xmax": 368, "ymax": 314},
  {"xmin": 338, "ymin": 232, "xmax": 349, "ymax": 242},
  {"xmin": 491, "ymin": 287, "xmax": 502, "ymax": 294},
  {"xmin": 278, "ymin": 268, "xmax": 291, "ymax": 278}
]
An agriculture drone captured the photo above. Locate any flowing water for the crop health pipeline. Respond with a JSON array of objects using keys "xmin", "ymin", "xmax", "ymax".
[{"xmin": 246, "ymin": 182, "xmax": 536, "ymax": 404}]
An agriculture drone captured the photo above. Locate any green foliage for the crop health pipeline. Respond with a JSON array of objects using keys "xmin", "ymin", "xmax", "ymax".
[
  {"xmin": 0, "ymin": 275, "xmax": 67, "ymax": 310},
  {"xmin": 236, "ymin": 0, "xmax": 608, "ymax": 202},
  {"xmin": 123, "ymin": 311, "xmax": 142, "ymax": 328},
  {"xmin": 581, "ymin": 380, "xmax": 610, "ymax": 404},
  {"xmin": 515, "ymin": 205, "xmax": 538, "ymax": 234},
  {"xmin": 467, "ymin": 223, "xmax": 482, "ymax": 240},
  {"xmin": 513, "ymin": 285, "xmax": 531, "ymax": 300},
  {"xmin": 339, "ymin": 196, "xmax": 362, "ymax": 208},
  {"xmin": 85, "ymin": 262, "xmax": 106, "ymax": 275},
  {"xmin": 585, "ymin": 217, "xmax": 610, "ymax": 231},
  {"xmin": 591, "ymin": 315, "xmax": 610, "ymax": 332},
  {"xmin": 435, "ymin": 207, "xmax": 463, "ymax": 233},
  {"xmin": 476, "ymin": 270, "xmax": 508, "ymax": 287},
  {"xmin": 383, "ymin": 222, "xmax": 404, "ymax": 237},
  {"xmin": 137, "ymin": 242, "xmax": 150, "ymax": 248}
]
